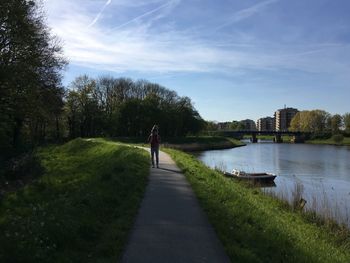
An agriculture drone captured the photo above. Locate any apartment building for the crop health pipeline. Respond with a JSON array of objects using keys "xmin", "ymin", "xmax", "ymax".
[
  {"xmin": 274, "ymin": 107, "xmax": 299, "ymax": 131},
  {"xmin": 257, "ymin": 117, "xmax": 275, "ymax": 131}
]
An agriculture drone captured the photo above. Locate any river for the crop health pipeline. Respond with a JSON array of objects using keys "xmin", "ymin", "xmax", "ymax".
[{"xmin": 195, "ymin": 141, "xmax": 350, "ymax": 226}]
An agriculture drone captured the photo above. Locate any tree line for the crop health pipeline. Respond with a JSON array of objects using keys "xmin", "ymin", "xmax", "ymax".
[
  {"xmin": 0, "ymin": 0, "xmax": 204, "ymax": 164},
  {"xmin": 289, "ymin": 110, "xmax": 350, "ymax": 135},
  {"xmin": 65, "ymin": 75, "xmax": 204, "ymax": 139},
  {"xmin": 1, "ymin": 0, "xmax": 66, "ymax": 161}
]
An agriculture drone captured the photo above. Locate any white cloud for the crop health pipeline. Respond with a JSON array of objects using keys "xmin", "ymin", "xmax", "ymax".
[{"xmin": 44, "ymin": 0, "xmax": 350, "ymax": 78}]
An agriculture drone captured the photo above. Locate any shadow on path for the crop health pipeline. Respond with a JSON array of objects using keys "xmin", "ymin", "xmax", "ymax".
[{"xmin": 156, "ymin": 167, "xmax": 182, "ymax": 174}]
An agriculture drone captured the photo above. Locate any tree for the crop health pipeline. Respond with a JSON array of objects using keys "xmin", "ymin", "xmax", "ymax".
[
  {"xmin": 65, "ymin": 76, "xmax": 102, "ymax": 138},
  {"xmin": 289, "ymin": 110, "xmax": 330, "ymax": 133},
  {"xmin": 204, "ymin": 121, "xmax": 218, "ymax": 131},
  {"xmin": 0, "ymin": 0, "xmax": 66, "ymax": 159},
  {"xmin": 229, "ymin": 121, "xmax": 245, "ymax": 131},
  {"xmin": 64, "ymin": 75, "xmax": 205, "ymax": 138},
  {"xmin": 289, "ymin": 112, "xmax": 301, "ymax": 131},
  {"xmin": 330, "ymin": 114, "xmax": 342, "ymax": 134},
  {"xmin": 343, "ymin": 113, "xmax": 350, "ymax": 133}
]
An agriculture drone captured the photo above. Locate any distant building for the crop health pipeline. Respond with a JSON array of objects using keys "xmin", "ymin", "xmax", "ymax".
[
  {"xmin": 257, "ymin": 117, "xmax": 275, "ymax": 131},
  {"xmin": 240, "ymin": 119, "xmax": 256, "ymax": 131},
  {"xmin": 274, "ymin": 107, "xmax": 299, "ymax": 131}
]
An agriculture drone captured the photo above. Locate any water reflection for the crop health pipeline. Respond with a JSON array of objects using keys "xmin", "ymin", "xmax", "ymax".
[{"xmin": 195, "ymin": 142, "xmax": 350, "ymax": 226}]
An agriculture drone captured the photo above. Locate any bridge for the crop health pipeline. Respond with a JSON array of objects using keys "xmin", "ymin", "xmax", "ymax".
[{"xmin": 214, "ymin": 130, "xmax": 310, "ymax": 143}]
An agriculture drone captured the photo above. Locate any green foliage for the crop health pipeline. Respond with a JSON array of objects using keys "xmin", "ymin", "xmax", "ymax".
[
  {"xmin": 0, "ymin": 0, "xmax": 66, "ymax": 159},
  {"xmin": 290, "ymin": 110, "xmax": 331, "ymax": 133},
  {"xmin": 65, "ymin": 76, "xmax": 205, "ymax": 138},
  {"xmin": 307, "ymin": 136, "xmax": 350, "ymax": 146},
  {"xmin": 229, "ymin": 121, "xmax": 246, "ymax": 130},
  {"xmin": 2, "ymin": 152, "xmax": 43, "ymax": 181},
  {"xmin": 164, "ymin": 149, "xmax": 350, "ymax": 263},
  {"xmin": 331, "ymin": 114, "xmax": 343, "ymax": 134},
  {"xmin": 0, "ymin": 138, "xmax": 149, "ymax": 262},
  {"xmin": 332, "ymin": 134, "xmax": 344, "ymax": 144},
  {"xmin": 343, "ymin": 113, "xmax": 350, "ymax": 133}
]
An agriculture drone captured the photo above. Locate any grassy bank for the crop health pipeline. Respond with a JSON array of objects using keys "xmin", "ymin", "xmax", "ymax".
[
  {"xmin": 164, "ymin": 148, "xmax": 350, "ymax": 262},
  {"xmin": 162, "ymin": 136, "xmax": 244, "ymax": 151},
  {"xmin": 0, "ymin": 138, "xmax": 149, "ymax": 262},
  {"xmin": 306, "ymin": 137, "xmax": 350, "ymax": 146}
]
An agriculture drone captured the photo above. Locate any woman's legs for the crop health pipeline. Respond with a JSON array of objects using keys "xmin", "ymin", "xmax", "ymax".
[
  {"xmin": 151, "ymin": 147, "xmax": 159, "ymax": 168},
  {"xmin": 155, "ymin": 147, "xmax": 159, "ymax": 167}
]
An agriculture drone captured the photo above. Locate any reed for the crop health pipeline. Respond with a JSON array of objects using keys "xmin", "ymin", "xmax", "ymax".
[{"xmin": 263, "ymin": 180, "xmax": 350, "ymax": 228}]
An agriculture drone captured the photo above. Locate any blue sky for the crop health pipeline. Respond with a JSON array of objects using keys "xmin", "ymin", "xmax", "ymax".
[{"xmin": 44, "ymin": 0, "xmax": 350, "ymax": 122}]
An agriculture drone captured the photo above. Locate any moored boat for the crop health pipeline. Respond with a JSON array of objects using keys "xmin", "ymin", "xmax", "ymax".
[{"xmin": 224, "ymin": 169, "xmax": 277, "ymax": 182}]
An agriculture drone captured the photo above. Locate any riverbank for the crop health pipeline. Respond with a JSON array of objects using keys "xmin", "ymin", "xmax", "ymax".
[
  {"xmin": 306, "ymin": 137, "xmax": 350, "ymax": 146},
  {"xmin": 0, "ymin": 138, "xmax": 149, "ymax": 262},
  {"xmin": 164, "ymin": 148, "xmax": 350, "ymax": 262},
  {"xmin": 162, "ymin": 136, "xmax": 245, "ymax": 151}
]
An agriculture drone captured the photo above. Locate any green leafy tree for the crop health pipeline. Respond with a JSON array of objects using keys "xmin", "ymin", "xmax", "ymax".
[
  {"xmin": 330, "ymin": 114, "xmax": 343, "ymax": 134},
  {"xmin": 289, "ymin": 112, "xmax": 301, "ymax": 131},
  {"xmin": 343, "ymin": 113, "xmax": 350, "ymax": 133},
  {"xmin": 204, "ymin": 121, "xmax": 218, "ymax": 131},
  {"xmin": 65, "ymin": 76, "xmax": 102, "ymax": 138},
  {"xmin": 65, "ymin": 76, "xmax": 204, "ymax": 138},
  {"xmin": 0, "ymin": 0, "xmax": 66, "ymax": 159},
  {"xmin": 289, "ymin": 110, "xmax": 330, "ymax": 133},
  {"xmin": 229, "ymin": 121, "xmax": 245, "ymax": 131}
]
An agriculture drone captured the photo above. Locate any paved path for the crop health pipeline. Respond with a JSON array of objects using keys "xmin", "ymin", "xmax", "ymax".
[{"xmin": 122, "ymin": 150, "xmax": 230, "ymax": 263}]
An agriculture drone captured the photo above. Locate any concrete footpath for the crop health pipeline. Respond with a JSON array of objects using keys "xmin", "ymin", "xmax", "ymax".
[{"xmin": 122, "ymin": 150, "xmax": 230, "ymax": 263}]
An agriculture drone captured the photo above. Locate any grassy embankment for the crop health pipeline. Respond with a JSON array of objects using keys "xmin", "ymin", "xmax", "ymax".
[
  {"xmin": 164, "ymin": 148, "xmax": 350, "ymax": 263},
  {"xmin": 0, "ymin": 138, "xmax": 149, "ymax": 262},
  {"xmin": 306, "ymin": 136, "xmax": 350, "ymax": 146}
]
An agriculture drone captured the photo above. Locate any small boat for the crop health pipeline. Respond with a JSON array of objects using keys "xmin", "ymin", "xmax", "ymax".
[{"xmin": 224, "ymin": 169, "xmax": 277, "ymax": 182}]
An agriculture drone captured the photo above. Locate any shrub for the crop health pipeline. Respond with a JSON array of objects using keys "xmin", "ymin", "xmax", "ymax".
[{"xmin": 332, "ymin": 134, "xmax": 344, "ymax": 144}]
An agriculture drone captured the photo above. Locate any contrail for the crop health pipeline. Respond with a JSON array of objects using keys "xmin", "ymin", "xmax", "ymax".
[
  {"xmin": 112, "ymin": 1, "xmax": 174, "ymax": 31},
  {"xmin": 215, "ymin": 0, "xmax": 279, "ymax": 30},
  {"xmin": 88, "ymin": 0, "xmax": 112, "ymax": 28}
]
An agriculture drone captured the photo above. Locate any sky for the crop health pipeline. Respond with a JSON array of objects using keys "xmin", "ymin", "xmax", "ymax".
[{"xmin": 43, "ymin": 0, "xmax": 350, "ymax": 122}]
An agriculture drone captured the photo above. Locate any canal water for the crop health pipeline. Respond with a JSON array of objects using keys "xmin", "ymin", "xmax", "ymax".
[{"xmin": 195, "ymin": 141, "xmax": 350, "ymax": 226}]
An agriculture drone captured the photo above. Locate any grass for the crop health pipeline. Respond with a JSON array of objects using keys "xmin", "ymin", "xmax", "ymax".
[
  {"xmin": 164, "ymin": 148, "xmax": 350, "ymax": 263},
  {"xmin": 306, "ymin": 136, "xmax": 350, "ymax": 146},
  {"xmin": 0, "ymin": 138, "xmax": 149, "ymax": 262}
]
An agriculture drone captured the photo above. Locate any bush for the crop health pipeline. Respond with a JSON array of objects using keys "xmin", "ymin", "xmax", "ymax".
[
  {"xmin": 332, "ymin": 134, "xmax": 344, "ymax": 144},
  {"xmin": 3, "ymin": 152, "xmax": 43, "ymax": 181},
  {"xmin": 310, "ymin": 132, "xmax": 332, "ymax": 140}
]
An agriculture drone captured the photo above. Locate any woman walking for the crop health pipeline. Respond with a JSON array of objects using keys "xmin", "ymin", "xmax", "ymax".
[{"xmin": 148, "ymin": 125, "xmax": 161, "ymax": 168}]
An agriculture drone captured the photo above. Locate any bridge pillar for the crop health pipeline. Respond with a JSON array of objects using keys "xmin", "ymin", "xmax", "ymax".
[
  {"xmin": 251, "ymin": 133, "xmax": 257, "ymax": 143},
  {"xmin": 274, "ymin": 134, "xmax": 283, "ymax": 143},
  {"xmin": 291, "ymin": 135, "xmax": 304, "ymax": 143}
]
